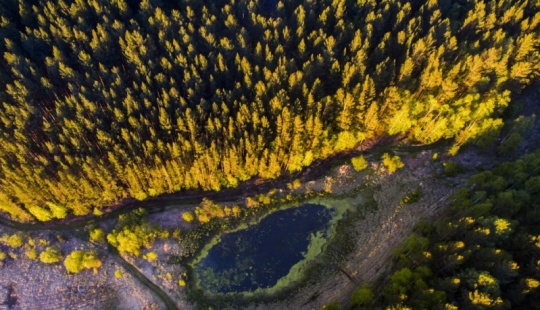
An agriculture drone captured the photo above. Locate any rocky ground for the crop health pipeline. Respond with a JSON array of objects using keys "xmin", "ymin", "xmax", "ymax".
[
  {"xmin": 121, "ymin": 239, "xmax": 192, "ymax": 310},
  {"xmin": 0, "ymin": 227, "xmax": 164, "ymax": 309}
]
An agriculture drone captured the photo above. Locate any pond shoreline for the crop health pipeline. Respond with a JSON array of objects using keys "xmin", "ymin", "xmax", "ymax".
[{"xmin": 193, "ymin": 204, "xmax": 332, "ymax": 294}]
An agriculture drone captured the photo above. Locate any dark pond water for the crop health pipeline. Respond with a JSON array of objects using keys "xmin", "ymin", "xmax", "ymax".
[{"xmin": 196, "ymin": 204, "xmax": 333, "ymax": 293}]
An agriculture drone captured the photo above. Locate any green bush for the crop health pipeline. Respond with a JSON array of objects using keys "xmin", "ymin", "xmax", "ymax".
[
  {"xmin": 25, "ymin": 248, "xmax": 38, "ymax": 260},
  {"xmin": 443, "ymin": 160, "xmax": 464, "ymax": 177},
  {"xmin": 382, "ymin": 153, "xmax": 404, "ymax": 173},
  {"xmin": 64, "ymin": 251, "xmax": 84, "ymax": 273},
  {"xmin": 39, "ymin": 247, "xmax": 62, "ymax": 264},
  {"xmin": 351, "ymin": 285, "xmax": 375, "ymax": 306},
  {"xmin": 115, "ymin": 270, "xmax": 123, "ymax": 278},
  {"xmin": 182, "ymin": 211, "xmax": 195, "ymax": 223},
  {"xmin": 1, "ymin": 234, "xmax": 24, "ymax": 248},
  {"xmin": 351, "ymin": 155, "xmax": 369, "ymax": 171},
  {"xmin": 89, "ymin": 228, "xmax": 106, "ymax": 243},
  {"xmin": 144, "ymin": 251, "xmax": 158, "ymax": 262},
  {"xmin": 64, "ymin": 250, "xmax": 102, "ymax": 273},
  {"xmin": 400, "ymin": 190, "xmax": 422, "ymax": 205},
  {"xmin": 287, "ymin": 179, "xmax": 302, "ymax": 190},
  {"xmin": 107, "ymin": 209, "xmax": 167, "ymax": 257}
]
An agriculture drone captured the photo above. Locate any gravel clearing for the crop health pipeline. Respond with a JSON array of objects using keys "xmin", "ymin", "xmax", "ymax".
[{"xmin": 0, "ymin": 228, "xmax": 164, "ymax": 310}]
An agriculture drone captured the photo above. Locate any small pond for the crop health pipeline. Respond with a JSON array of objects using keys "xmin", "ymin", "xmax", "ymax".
[{"xmin": 195, "ymin": 203, "xmax": 333, "ymax": 294}]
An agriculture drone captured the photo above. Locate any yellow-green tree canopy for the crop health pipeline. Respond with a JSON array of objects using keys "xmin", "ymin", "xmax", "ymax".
[
  {"xmin": 63, "ymin": 250, "xmax": 102, "ymax": 274},
  {"xmin": 106, "ymin": 208, "xmax": 168, "ymax": 257},
  {"xmin": 0, "ymin": 0, "xmax": 538, "ymax": 222},
  {"xmin": 39, "ymin": 247, "xmax": 62, "ymax": 264}
]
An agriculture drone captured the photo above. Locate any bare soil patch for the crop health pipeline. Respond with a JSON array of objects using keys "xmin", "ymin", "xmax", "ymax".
[{"xmin": 0, "ymin": 227, "xmax": 164, "ymax": 310}]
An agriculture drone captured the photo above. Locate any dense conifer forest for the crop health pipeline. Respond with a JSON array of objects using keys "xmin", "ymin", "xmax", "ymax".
[{"xmin": 0, "ymin": 0, "xmax": 539, "ymax": 222}]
